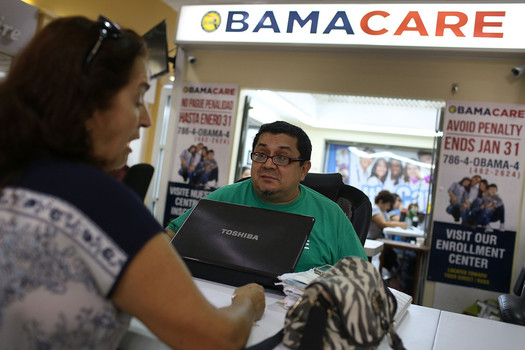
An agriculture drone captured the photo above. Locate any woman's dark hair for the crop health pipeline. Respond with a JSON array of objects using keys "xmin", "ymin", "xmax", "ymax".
[
  {"xmin": 478, "ymin": 179, "xmax": 489, "ymax": 198},
  {"xmin": 388, "ymin": 158, "xmax": 403, "ymax": 185},
  {"xmin": 375, "ymin": 190, "xmax": 395, "ymax": 205},
  {"xmin": 251, "ymin": 121, "xmax": 312, "ymax": 165},
  {"xmin": 0, "ymin": 16, "xmax": 147, "ymax": 181},
  {"xmin": 369, "ymin": 158, "xmax": 388, "ymax": 183},
  {"xmin": 459, "ymin": 177, "xmax": 471, "ymax": 187}
]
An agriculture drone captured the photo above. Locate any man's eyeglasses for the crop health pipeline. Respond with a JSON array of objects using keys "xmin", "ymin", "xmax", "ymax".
[
  {"xmin": 84, "ymin": 15, "xmax": 122, "ymax": 69},
  {"xmin": 251, "ymin": 152, "xmax": 303, "ymax": 166}
]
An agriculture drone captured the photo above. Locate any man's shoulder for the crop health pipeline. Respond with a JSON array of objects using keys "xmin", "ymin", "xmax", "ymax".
[
  {"xmin": 300, "ymin": 184, "xmax": 335, "ymax": 201},
  {"xmin": 209, "ymin": 179, "xmax": 251, "ymax": 198},
  {"xmin": 299, "ymin": 184, "xmax": 346, "ymax": 213}
]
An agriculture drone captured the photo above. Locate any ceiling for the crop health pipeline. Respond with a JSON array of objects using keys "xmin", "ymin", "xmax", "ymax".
[
  {"xmin": 245, "ymin": 90, "xmax": 444, "ymax": 136},
  {"xmin": 163, "ymin": 0, "xmax": 513, "ymax": 10}
]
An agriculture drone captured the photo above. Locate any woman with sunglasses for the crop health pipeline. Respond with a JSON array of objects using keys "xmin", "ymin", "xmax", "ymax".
[{"xmin": 0, "ymin": 16, "xmax": 264, "ymax": 349}]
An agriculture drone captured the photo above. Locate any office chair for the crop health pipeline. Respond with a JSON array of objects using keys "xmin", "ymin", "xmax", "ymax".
[
  {"xmin": 301, "ymin": 173, "xmax": 372, "ymax": 246},
  {"xmin": 336, "ymin": 184, "xmax": 372, "ymax": 245},
  {"xmin": 300, "ymin": 172, "xmax": 343, "ymax": 201},
  {"xmin": 121, "ymin": 163, "xmax": 155, "ymax": 201},
  {"xmin": 498, "ymin": 263, "xmax": 525, "ymax": 326}
]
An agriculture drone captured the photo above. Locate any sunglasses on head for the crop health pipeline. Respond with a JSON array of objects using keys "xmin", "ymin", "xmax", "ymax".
[{"xmin": 84, "ymin": 15, "xmax": 122, "ymax": 69}]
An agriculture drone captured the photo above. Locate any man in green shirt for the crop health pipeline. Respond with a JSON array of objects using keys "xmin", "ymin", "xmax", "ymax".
[{"xmin": 166, "ymin": 121, "xmax": 367, "ymax": 271}]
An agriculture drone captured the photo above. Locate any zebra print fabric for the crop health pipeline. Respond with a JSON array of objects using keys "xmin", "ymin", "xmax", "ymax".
[{"xmin": 283, "ymin": 257, "xmax": 405, "ymax": 350}]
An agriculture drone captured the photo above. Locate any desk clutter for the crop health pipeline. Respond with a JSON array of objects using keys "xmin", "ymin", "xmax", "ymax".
[
  {"xmin": 277, "ymin": 262, "xmax": 412, "ymax": 326},
  {"xmin": 275, "ymin": 257, "xmax": 409, "ymax": 350}
]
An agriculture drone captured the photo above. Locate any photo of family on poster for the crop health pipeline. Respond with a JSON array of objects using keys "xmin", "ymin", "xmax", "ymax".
[
  {"xmin": 327, "ymin": 144, "xmax": 433, "ymax": 215},
  {"xmin": 446, "ymin": 175, "xmax": 505, "ymax": 232},
  {"xmin": 178, "ymin": 142, "xmax": 219, "ymax": 189}
]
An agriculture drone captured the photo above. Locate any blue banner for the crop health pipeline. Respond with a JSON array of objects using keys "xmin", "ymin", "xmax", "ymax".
[{"xmin": 427, "ymin": 221, "xmax": 515, "ymax": 293}]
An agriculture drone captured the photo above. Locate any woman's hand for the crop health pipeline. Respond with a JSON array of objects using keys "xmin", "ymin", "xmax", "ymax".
[{"xmin": 232, "ymin": 283, "xmax": 265, "ymax": 321}]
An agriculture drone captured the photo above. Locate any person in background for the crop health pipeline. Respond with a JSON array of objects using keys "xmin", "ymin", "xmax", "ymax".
[
  {"xmin": 350, "ymin": 146, "xmax": 375, "ymax": 189},
  {"xmin": 367, "ymin": 190, "xmax": 408, "ymax": 287},
  {"xmin": 384, "ymin": 158, "xmax": 403, "ymax": 189},
  {"xmin": 467, "ymin": 179, "xmax": 488, "ymax": 227},
  {"xmin": 0, "ymin": 16, "xmax": 264, "ymax": 349},
  {"xmin": 403, "ymin": 162, "xmax": 423, "ymax": 185},
  {"xmin": 368, "ymin": 190, "xmax": 409, "ymax": 240},
  {"xmin": 417, "ymin": 149, "xmax": 433, "ymax": 183},
  {"xmin": 188, "ymin": 142, "xmax": 204, "ymax": 176},
  {"xmin": 178, "ymin": 144, "xmax": 196, "ymax": 181},
  {"xmin": 405, "ymin": 203, "xmax": 420, "ymax": 226},
  {"xmin": 446, "ymin": 177, "xmax": 471, "ymax": 223},
  {"xmin": 198, "ymin": 149, "xmax": 219, "ymax": 188},
  {"xmin": 480, "ymin": 184, "xmax": 505, "ymax": 232},
  {"xmin": 387, "ymin": 193, "xmax": 403, "ymax": 222},
  {"xmin": 240, "ymin": 166, "xmax": 251, "ymax": 179},
  {"xmin": 367, "ymin": 157, "xmax": 389, "ymax": 188},
  {"xmin": 166, "ymin": 121, "xmax": 367, "ymax": 271},
  {"xmin": 467, "ymin": 174, "xmax": 482, "ymax": 203}
]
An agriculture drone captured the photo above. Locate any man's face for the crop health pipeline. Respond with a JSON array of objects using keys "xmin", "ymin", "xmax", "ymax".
[
  {"xmin": 251, "ymin": 132, "xmax": 311, "ymax": 204},
  {"xmin": 471, "ymin": 176, "xmax": 481, "ymax": 186}
]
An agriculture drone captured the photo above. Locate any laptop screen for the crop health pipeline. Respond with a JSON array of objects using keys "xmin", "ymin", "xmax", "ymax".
[{"xmin": 171, "ymin": 199, "xmax": 315, "ymax": 279}]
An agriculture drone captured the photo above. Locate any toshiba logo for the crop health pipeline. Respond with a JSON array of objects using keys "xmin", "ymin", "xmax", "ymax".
[{"xmin": 221, "ymin": 229, "xmax": 259, "ymax": 240}]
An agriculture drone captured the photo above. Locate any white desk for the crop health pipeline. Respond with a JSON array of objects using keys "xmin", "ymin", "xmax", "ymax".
[
  {"xmin": 383, "ymin": 226, "xmax": 425, "ymax": 238},
  {"xmin": 119, "ymin": 278, "xmax": 286, "ymax": 350},
  {"xmin": 433, "ymin": 311, "xmax": 525, "ymax": 350},
  {"xmin": 120, "ymin": 279, "xmax": 524, "ymax": 350},
  {"xmin": 378, "ymin": 305, "xmax": 440, "ymax": 350},
  {"xmin": 194, "ymin": 278, "xmax": 286, "ymax": 346},
  {"xmin": 364, "ymin": 238, "xmax": 384, "ymax": 258}
]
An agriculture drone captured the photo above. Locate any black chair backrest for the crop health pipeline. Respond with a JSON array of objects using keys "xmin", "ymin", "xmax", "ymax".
[
  {"xmin": 336, "ymin": 184, "xmax": 372, "ymax": 246},
  {"xmin": 301, "ymin": 173, "xmax": 371, "ymax": 246},
  {"xmin": 300, "ymin": 173, "xmax": 343, "ymax": 202},
  {"xmin": 513, "ymin": 263, "xmax": 525, "ymax": 296},
  {"xmin": 121, "ymin": 163, "xmax": 154, "ymax": 201}
]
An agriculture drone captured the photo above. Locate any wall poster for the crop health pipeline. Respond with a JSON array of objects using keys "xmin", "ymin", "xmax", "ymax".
[
  {"xmin": 163, "ymin": 82, "xmax": 238, "ymax": 226},
  {"xmin": 427, "ymin": 100, "xmax": 522, "ymax": 293},
  {"xmin": 325, "ymin": 143, "xmax": 434, "ymax": 214}
]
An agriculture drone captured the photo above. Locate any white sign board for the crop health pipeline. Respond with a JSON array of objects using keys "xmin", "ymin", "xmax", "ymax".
[{"xmin": 176, "ymin": 3, "xmax": 525, "ymax": 52}]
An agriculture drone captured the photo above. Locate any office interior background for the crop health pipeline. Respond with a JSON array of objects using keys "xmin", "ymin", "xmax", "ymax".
[{"xmin": 3, "ymin": 0, "xmax": 525, "ymax": 314}]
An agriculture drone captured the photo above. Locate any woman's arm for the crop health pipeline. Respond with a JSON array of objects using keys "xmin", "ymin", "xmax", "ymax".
[
  {"xmin": 111, "ymin": 233, "xmax": 265, "ymax": 350},
  {"xmin": 372, "ymin": 213, "xmax": 409, "ymax": 229}
]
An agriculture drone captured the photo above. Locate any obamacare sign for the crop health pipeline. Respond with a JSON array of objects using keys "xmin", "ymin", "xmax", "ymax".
[{"xmin": 175, "ymin": 3, "xmax": 525, "ymax": 51}]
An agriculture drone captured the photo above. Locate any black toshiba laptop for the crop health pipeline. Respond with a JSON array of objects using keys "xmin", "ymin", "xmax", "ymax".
[{"xmin": 171, "ymin": 199, "xmax": 315, "ymax": 290}]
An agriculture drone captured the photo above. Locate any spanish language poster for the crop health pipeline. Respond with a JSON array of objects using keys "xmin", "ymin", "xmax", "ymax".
[
  {"xmin": 427, "ymin": 100, "xmax": 522, "ymax": 293},
  {"xmin": 163, "ymin": 82, "xmax": 238, "ymax": 226}
]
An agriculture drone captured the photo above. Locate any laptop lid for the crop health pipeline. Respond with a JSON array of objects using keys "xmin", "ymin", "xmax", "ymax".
[{"xmin": 171, "ymin": 199, "xmax": 315, "ymax": 288}]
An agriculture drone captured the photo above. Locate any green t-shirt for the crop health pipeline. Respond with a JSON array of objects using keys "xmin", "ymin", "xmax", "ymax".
[{"xmin": 166, "ymin": 179, "xmax": 367, "ymax": 272}]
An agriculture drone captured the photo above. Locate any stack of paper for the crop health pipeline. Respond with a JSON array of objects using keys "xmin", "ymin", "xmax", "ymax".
[{"xmin": 276, "ymin": 268, "xmax": 320, "ymax": 309}]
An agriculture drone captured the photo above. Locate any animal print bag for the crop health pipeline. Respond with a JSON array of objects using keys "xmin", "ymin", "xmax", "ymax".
[{"xmin": 283, "ymin": 257, "xmax": 405, "ymax": 350}]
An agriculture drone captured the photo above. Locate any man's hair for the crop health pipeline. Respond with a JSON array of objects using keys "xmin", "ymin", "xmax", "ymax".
[
  {"xmin": 0, "ymin": 16, "xmax": 147, "ymax": 179},
  {"xmin": 375, "ymin": 190, "xmax": 395, "ymax": 204},
  {"xmin": 252, "ymin": 121, "xmax": 312, "ymax": 164}
]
